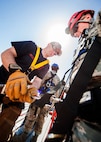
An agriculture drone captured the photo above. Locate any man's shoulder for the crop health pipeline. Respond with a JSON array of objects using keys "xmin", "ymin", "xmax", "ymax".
[{"xmin": 11, "ymin": 41, "xmax": 37, "ymax": 47}]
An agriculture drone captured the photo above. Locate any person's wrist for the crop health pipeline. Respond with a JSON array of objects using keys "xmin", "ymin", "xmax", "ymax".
[{"xmin": 8, "ymin": 63, "xmax": 22, "ymax": 74}]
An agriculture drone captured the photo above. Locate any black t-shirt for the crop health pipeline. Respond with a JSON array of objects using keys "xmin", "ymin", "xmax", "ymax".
[{"xmin": 0, "ymin": 41, "xmax": 49, "ymax": 83}]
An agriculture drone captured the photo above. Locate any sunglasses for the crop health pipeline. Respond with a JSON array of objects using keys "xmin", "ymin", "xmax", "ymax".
[{"xmin": 70, "ymin": 23, "xmax": 78, "ymax": 36}]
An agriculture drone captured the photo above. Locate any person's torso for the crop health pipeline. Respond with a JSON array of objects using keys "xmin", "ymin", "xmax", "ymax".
[
  {"xmin": 70, "ymin": 31, "xmax": 101, "ymax": 87},
  {"xmin": 0, "ymin": 41, "xmax": 49, "ymax": 83},
  {"xmin": 39, "ymin": 71, "xmax": 60, "ymax": 94}
]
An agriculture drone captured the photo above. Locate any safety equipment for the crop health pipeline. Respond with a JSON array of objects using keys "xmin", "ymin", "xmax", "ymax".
[
  {"xmin": 18, "ymin": 87, "xmax": 38, "ymax": 103},
  {"xmin": 27, "ymin": 47, "xmax": 49, "ymax": 75},
  {"xmin": 65, "ymin": 10, "xmax": 94, "ymax": 36},
  {"xmin": 50, "ymin": 26, "xmax": 101, "ymax": 138},
  {"xmin": 51, "ymin": 63, "xmax": 59, "ymax": 71},
  {"xmin": 5, "ymin": 70, "xmax": 31, "ymax": 101}
]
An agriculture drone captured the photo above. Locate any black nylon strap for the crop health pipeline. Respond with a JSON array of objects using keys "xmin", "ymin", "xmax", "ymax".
[
  {"xmin": 44, "ymin": 72, "xmax": 56, "ymax": 84},
  {"xmin": 53, "ymin": 37, "xmax": 101, "ymax": 134},
  {"xmin": 66, "ymin": 37, "xmax": 101, "ymax": 106}
]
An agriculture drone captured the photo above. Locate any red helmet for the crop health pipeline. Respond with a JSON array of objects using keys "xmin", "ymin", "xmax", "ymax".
[{"xmin": 65, "ymin": 10, "xmax": 94, "ymax": 36}]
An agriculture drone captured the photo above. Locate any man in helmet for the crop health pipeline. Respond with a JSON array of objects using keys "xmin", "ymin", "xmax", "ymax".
[
  {"xmin": 47, "ymin": 9, "xmax": 101, "ymax": 141},
  {"xmin": 38, "ymin": 63, "xmax": 60, "ymax": 94},
  {"xmin": 65, "ymin": 10, "xmax": 94, "ymax": 37},
  {"xmin": 11, "ymin": 63, "xmax": 61, "ymax": 142}
]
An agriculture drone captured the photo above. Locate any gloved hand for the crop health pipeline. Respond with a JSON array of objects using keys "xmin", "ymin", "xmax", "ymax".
[
  {"xmin": 50, "ymin": 95, "xmax": 63, "ymax": 104},
  {"xmin": 18, "ymin": 87, "xmax": 38, "ymax": 103},
  {"xmin": 5, "ymin": 70, "xmax": 32, "ymax": 101},
  {"xmin": 96, "ymin": 10, "xmax": 101, "ymax": 37}
]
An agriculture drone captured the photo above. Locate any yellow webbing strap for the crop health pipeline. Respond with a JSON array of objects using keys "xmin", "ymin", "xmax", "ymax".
[{"xmin": 30, "ymin": 47, "xmax": 49, "ymax": 70}]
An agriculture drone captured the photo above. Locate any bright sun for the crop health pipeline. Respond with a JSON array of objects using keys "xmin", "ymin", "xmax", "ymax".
[{"xmin": 47, "ymin": 23, "xmax": 67, "ymax": 46}]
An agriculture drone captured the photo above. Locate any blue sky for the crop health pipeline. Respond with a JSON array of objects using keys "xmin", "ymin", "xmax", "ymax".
[{"xmin": 0, "ymin": 0, "xmax": 101, "ymax": 79}]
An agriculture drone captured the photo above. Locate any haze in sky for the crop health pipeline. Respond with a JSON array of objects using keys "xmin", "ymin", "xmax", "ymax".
[{"xmin": 0, "ymin": 0, "xmax": 101, "ymax": 79}]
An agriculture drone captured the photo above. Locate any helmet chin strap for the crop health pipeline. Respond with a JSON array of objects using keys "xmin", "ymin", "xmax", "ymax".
[{"xmin": 51, "ymin": 70, "xmax": 57, "ymax": 74}]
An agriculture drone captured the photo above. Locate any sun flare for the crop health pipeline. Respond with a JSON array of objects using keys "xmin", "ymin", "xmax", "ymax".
[{"xmin": 47, "ymin": 23, "xmax": 67, "ymax": 46}]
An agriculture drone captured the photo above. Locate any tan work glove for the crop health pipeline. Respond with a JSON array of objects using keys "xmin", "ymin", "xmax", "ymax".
[
  {"xmin": 19, "ymin": 87, "xmax": 38, "ymax": 103},
  {"xmin": 5, "ymin": 70, "xmax": 31, "ymax": 101}
]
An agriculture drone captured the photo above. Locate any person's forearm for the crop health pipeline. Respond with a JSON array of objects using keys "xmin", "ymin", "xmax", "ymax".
[
  {"xmin": 30, "ymin": 77, "xmax": 42, "ymax": 89},
  {"xmin": 1, "ymin": 47, "xmax": 17, "ymax": 71}
]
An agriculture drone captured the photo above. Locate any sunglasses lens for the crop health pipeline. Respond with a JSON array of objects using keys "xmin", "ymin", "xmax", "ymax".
[{"xmin": 71, "ymin": 24, "xmax": 78, "ymax": 36}]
